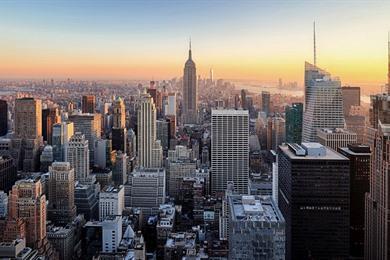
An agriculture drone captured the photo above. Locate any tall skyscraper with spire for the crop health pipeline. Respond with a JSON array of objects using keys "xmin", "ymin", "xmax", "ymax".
[
  {"xmin": 182, "ymin": 40, "xmax": 198, "ymax": 124},
  {"xmin": 302, "ymin": 25, "xmax": 344, "ymax": 142}
]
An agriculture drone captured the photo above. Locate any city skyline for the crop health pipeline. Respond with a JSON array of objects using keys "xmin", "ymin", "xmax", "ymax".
[{"xmin": 1, "ymin": 1, "xmax": 390, "ymax": 92}]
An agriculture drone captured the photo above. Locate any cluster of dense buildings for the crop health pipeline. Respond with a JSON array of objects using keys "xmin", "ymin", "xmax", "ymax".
[{"xmin": 0, "ymin": 37, "xmax": 388, "ymax": 260}]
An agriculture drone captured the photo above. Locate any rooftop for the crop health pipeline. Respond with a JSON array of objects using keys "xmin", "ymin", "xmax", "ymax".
[
  {"xmin": 280, "ymin": 143, "xmax": 348, "ymax": 160},
  {"xmin": 229, "ymin": 195, "xmax": 284, "ymax": 223},
  {"xmin": 211, "ymin": 109, "xmax": 249, "ymax": 116},
  {"xmin": 338, "ymin": 144, "xmax": 371, "ymax": 156},
  {"xmin": 317, "ymin": 128, "xmax": 356, "ymax": 135},
  {"xmin": 101, "ymin": 185, "xmax": 123, "ymax": 193}
]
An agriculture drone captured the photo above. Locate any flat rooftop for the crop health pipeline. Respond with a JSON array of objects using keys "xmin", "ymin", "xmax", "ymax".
[
  {"xmin": 318, "ymin": 128, "xmax": 356, "ymax": 135},
  {"xmin": 101, "ymin": 185, "xmax": 123, "ymax": 193},
  {"xmin": 211, "ymin": 109, "xmax": 248, "ymax": 115},
  {"xmin": 280, "ymin": 143, "xmax": 348, "ymax": 161},
  {"xmin": 229, "ymin": 195, "xmax": 284, "ymax": 223},
  {"xmin": 338, "ymin": 146, "xmax": 371, "ymax": 156}
]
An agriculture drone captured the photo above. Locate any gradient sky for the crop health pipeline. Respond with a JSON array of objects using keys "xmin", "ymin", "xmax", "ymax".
[{"xmin": 0, "ymin": 1, "xmax": 389, "ymax": 90}]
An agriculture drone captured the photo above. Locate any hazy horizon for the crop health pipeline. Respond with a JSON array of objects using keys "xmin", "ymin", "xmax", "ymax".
[{"xmin": 1, "ymin": 0, "xmax": 389, "ymax": 92}]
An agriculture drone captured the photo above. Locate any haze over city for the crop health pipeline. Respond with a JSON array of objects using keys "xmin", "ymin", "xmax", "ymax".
[
  {"xmin": 1, "ymin": 1, "xmax": 390, "ymax": 259},
  {"xmin": 1, "ymin": 1, "xmax": 390, "ymax": 92}
]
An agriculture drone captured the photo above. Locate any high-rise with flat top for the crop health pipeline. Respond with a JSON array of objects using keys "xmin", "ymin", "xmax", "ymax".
[
  {"xmin": 302, "ymin": 62, "xmax": 345, "ymax": 142},
  {"xmin": 278, "ymin": 142, "xmax": 350, "ymax": 260},
  {"xmin": 15, "ymin": 98, "xmax": 42, "ymax": 139},
  {"xmin": 182, "ymin": 41, "xmax": 198, "ymax": 124},
  {"xmin": 66, "ymin": 132, "xmax": 89, "ymax": 181},
  {"xmin": 48, "ymin": 162, "xmax": 76, "ymax": 225},
  {"xmin": 342, "ymin": 86, "xmax": 360, "ymax": 116},
  {"xmin": 211, "ymin": 109, "xmax": 249, "ymax": 194},
  {"xmin": 316, "ymin": 127, "xmax": 357, "ymax": 151},
  {"xmin": 228, "ymin": 195, "xmax": 285, "ymax": 260},
  {"xmin": 338, "ymin": 144, "xmax": 370, "ymax": 258},
  {"xmin": 8, "ymin": 177, "xmax": 47, "ymax": 249},
  {"xmin": 13, "ymin": 98, "xmax": 43, "ymax": 172},
  {"xmin": 125, "ymin": 168, "xmax": 166, "ymax": 219},
  {"xmin": 285, "ymin": 103, "xmax": 303, "ymax": 144},
  {"xmin": 82, "ymin": 95, "xmax": 95, "ymax": 114},
  {"xmin": 68, "ymin": 113, "xmax": 101, "ymax": 165},
  {"xmin": 0, "ymin": 100, "xmax": 8, "ymax": 136}
]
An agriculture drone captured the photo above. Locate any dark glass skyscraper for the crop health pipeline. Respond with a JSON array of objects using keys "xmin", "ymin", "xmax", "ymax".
[
  {"xmin": 0, "ymin": 100, "xmax": 7, "ymax": 136},
  {"xmin": 338, "ymin": 144, "xmax": 370, "ymax": 258},
  {"xmin": 278, "ymin": 143, "xmax": 350, "ymax": 260},
  {"xmin": 82, "ymin": 95, "xmax": 96, "ymax": 114},
  {"xmin": 285, "ymin": 103, "xmax": 303, "ymax": 144},
  {"xmin": 42, "ymin": 107, "xmax": 60, "ymax": 144},
  {"xmin": 0, "ymin": 156, "xmax": 16, "ymax": 193}
]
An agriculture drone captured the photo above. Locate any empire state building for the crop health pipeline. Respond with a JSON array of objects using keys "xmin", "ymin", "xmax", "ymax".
[{"xmin": 182, "ymin": 41, "xmax": 198, "ymax": 124}]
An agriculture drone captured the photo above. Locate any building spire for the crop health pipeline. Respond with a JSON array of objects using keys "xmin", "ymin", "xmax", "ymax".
[
  {"xmin": 189, "ymin": 37, "xmax": 192, "ymax": 60},
  {"xmin": 313, "ymin": 21, "xmax": 317, "ymax": 66}
]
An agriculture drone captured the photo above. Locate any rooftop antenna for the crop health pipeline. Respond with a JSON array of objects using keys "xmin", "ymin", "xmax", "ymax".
[
  {"xmin": 313, "ymin": 21, "xmax": 317, "ymax": 66},
  {"xmin": 189, "ymin": 37, "xmax": 192, "ymax": 60}
]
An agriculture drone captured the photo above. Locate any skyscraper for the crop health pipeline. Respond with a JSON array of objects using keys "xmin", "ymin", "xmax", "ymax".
[
  {"xmin": 112, "ymin": 97, "xmax": 126, "ymax": 129},
  {"xmin": 14, "ymin": 97, "xmax": 42, "ymax": 139},
  {"xmin": 342, "ymin": 86, "xmax": 360, "ymax": 116},
  {"xmin": 112, "ymin": 151, "xmax": 128, "ymax": 186},
  {"xmin": 48, "ymin": 162, "xmax": 77, "ymax": 225},
  {"xmin": 0, "ymin": 156, "xmax": 16, "ymax": 193},
  {"xmin": 365, "ymin": 120, "xmax": 390, "ymax": 259},
  {"xmin": 137, "ymin": 90, "xmax": 162, "ymax": 168},
  {"xmin": 147, "ymin": 85, "xmax": 163, "ymax": 117},
  {"xmin": 82, "ymin": 95, "xmax": 96, "ymax": 114},
  {"xmin": 182, "ymin": 41, "xmax": 198, "ymax": 124},
  {"xmin": 338, "ymin": 144, "xmax": 370, "ymax": 258},
  {"xmin": 125, "ymin": 168, "xmax": 166, "ymax": 219},
  {"xmin": 261, "ymin": 91, "xmax": 270, "ymax": 115},
  {"xmin": 52, "ymin": 122, "xmax": 74, "ymax": 161},
  {"xmin": 302, "ymin": 62, "xmax": 345, "ymax": 142},
  {"xmin": 267, "ymin": 115, "xmax": 286, "ymax": 151},
  {"xmin": 111, "ymin": 97, "xmax": 127, "ymax": 153},
  {"xmin": 228, "ymin": 195, "xmax": 285, "ymax": 259},
  {"xmin": 166, "ymin": 92, "xmax": 176, "ymax": 117},
  {"xmin": 240, "ymin": 89, "xmax": 247, "ymax": 110},
  {"xmin": 66, "ymin": 132, "xmax": 90, "ymax": 181},
  {"xmin": 13, "ymin": 97, "xmax": 43, "ymax": 172},
  {"xmin": 0, "ymin": 100, "xmax": 8, "ymax": 136},
  {"xmin": 68, "ymin": 113, "xmax": 101, "ymax": 165},
  {"xmin": 8, "ymin": 177, "xmax": 47, "ymax": 249},
  {"xmin": 316, "ymin": 127, "xmax": 357, "ymax": 151},
  {"xmin": 365, "ymin": 39, "xmax": 390, "ymax": 259},
  {"xmin": 278, "ymin": 143, "xmax": 350, "ymax": 259},
  {"xmin": 99, "ymin": 185, "xmax": 124, "ymax": 221},
  {"xmin": 285, "ymin": 103, "xmax": 303, "ymax": 144},
  {"xmin": 211, "ymin": 109, "xmax": 249, "ymax": 194},
  {"xmin": 42, "ymin": 107, "xmax": 61, "ymax": 144},
  {"xmin": 111, "ymin": 128, "xmax": 126, "ymax": 153}
]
